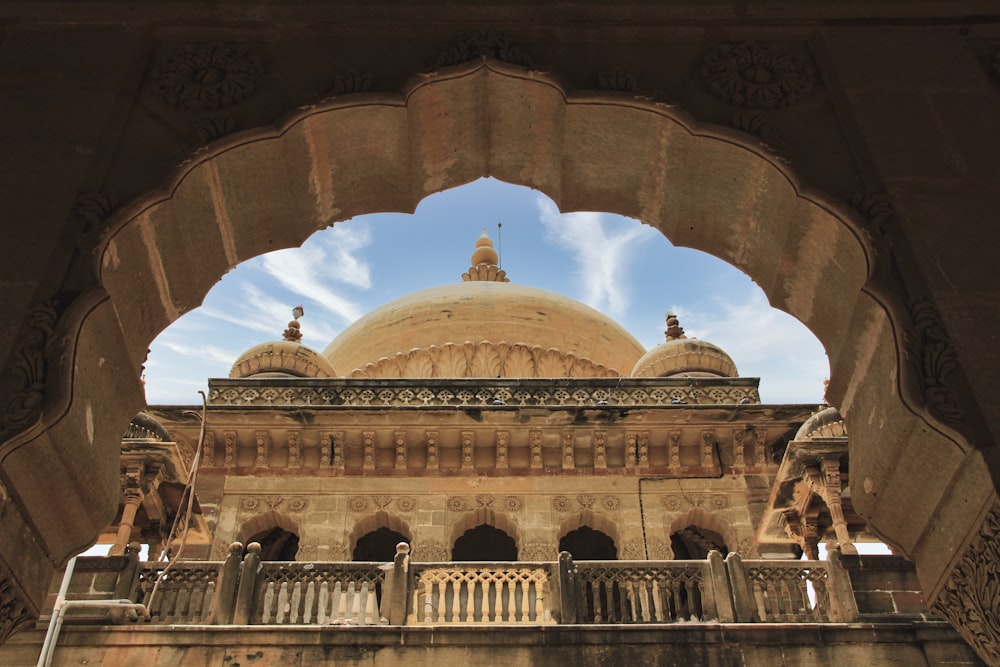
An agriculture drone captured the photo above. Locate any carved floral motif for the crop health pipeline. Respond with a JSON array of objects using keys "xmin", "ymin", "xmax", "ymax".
[
  {"xmin": 240, "ymin": 497, "xmax": 260, "ymax": 512},
  {"xmin": 702, "ymin": 42, "xmax": 812, "ymax": 109},
  {"xmin": 328, "ymin": 70, "xmax": 373, "ymax": 96},
  {"xmin": 150, "ymin": 43, "xmax": 263, "ymax": 111},
  {"xmin": 503, "ymin": 496, "xmax": 522, "ymax": 512},
  {"xmin": 412, "ymin": 540, "xmax": 450, "ymax": 562},
  {"xmin": 0, "ymin": 565, "xmax": 33, "ymax": 644},
  {"xmin": 661, "ymin": 494, "xmax": 730, "ymax": 511},
  {"xmin": 447, "ymin": 497, "xmax": 467, "ymax": 512},
  {"xmin": 934, "ymin": 503, "xmax": 1000, "ymax": 665},
  {"xmin": 396, "ymin": 496, "xmax": 417, "ymax": 513},
  {"xmin": 2, "ymin": 300, "xmax": 59, "ymax": 439},
  {"xmin": 437, "ymin": 31, "xmax": 532, "ymax": 68},
  {"xmin": 520, "ymin": 542, "xmax": 556, "ymax": 561},
  {"xmin": 601, "ymin": 495, "xmax": 620, "ymax": 512},
  {"xmin": 905, "ymin": 298, "xmax": 964, "ymax": 429},
  {"xmin": 552, "ymin": 496, "xmax": 573, "ymax": 512},
  {"xmin": 348, "ymin": 496, "xmax": 369, "ymax": 513}
]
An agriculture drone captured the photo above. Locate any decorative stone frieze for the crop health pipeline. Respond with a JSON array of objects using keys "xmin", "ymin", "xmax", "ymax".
[
  {"xmin": 701, "ymin": 42, "xmax": 812, "ymax": 109},
  {"xmin": 412, "ymin": 540, "xmax": 450, "ymax": 562},
  {"xmin": 208, "ymin": 377, "xmax": 761, "ymax": 408},
  {"xmin": 254, "ymin": 431, "xmax": 269, "ymax": 468},
  {"xmin": 661, "ymin": 494, "xmax": 730, "ymax": 512},
  {"xmin": 150, "ymin": 43, "xmax": 263, "ymax": 111},
  {"xmin": 520, "ymin": 542, "xmax": 556, "ymax": 561}
]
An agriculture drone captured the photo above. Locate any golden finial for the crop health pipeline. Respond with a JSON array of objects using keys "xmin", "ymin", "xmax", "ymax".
[{"xmin": 462, "ymin": 229, "xmax": 509, "ymax": 282}]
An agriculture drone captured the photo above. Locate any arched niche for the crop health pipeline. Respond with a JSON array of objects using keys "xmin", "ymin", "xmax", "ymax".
[
  {"xmin": 10, "ymin": 58, "xmax": 987, "ymax": 631},
  {"xmin": 450, "ymin": 508, "xmax": 520, "ymax": 561},
  {"xmin": 558, "ymin": 510, "xmax": 621, "ymax": 560},
  {"xmin": 667, "ymin": 508, "xmax": 738, "ymax": 560},
  {"xmin": 348, "ymin": 511, "xmax": 412, "ymax": 561},
  {"xmin": 236, "ymin": 510, "xmax": 301, "ymax": 561}
]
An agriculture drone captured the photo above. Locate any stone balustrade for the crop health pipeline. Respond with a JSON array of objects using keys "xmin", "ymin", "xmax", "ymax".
[{"xmin": 56, "ymin": 545, "xmax": 910, "ymax": 630}]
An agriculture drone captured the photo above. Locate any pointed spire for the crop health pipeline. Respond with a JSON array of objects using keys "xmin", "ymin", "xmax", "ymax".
[
  {"xmin": 462, "ymin": 229, "xmax": 510, "ymax": 282},
  {"xmin": 664, "ymin": 313, "xmax": 686, "ymax": 341}
]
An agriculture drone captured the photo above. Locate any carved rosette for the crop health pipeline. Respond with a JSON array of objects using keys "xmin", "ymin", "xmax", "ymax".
[
  {"xmin": 934, "ymin": 503, "xmax": 1000, "ymax": 665},
  {"xmin": 702, "ymin": 42, "xmax": 812, "ymax": 109},
  {"xmin": 150, "ymin": 42, "xmax": 263, "ymax": 111}
]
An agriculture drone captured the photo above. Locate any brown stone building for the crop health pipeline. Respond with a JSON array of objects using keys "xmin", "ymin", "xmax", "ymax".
[{"xmin": 1, "ymin": 2, "xmax": 999, "ymax": 664}]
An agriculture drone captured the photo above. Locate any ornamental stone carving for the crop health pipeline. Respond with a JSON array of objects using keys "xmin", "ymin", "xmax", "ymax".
[
  {"xmin": 396, "ymin": 496, "xmax": 417, "ymax": 513},
  {"xmin": 502, "ymin": 496, "xmax": 522, "ymax": 512},
  {"xmin": 520, "ymin": 542, "xmax": 556, "ymax": 561},
  {"xmin": 621, "ymin": 541, "xmax": 645, "ymax": 560},
  {"xmin": 327, "ymin": 70, "xmax": 374, "ymax": 96},
  {"xmin": 661, "ymin": 494, "xmax": 730, "ymax": 511},
  {"xmin": 552, "ymin": 496, "xmax": 573, "ymax": 512},
  {"xmin": 437, "ymin": 31, "xmax": 532, "ymax": 68},
  {"xmin": 240, "ymin": 497, "xmax": 260, "ymax": 512},
  {"xmin": 1, "ymin": 300, "xmax": 59, "ymax": 440},
  {"xmin": 601, "ymin": 495, "xmax": 620, "ymax": 512},
  {"xmin": 904, "ymin": 297, "xmax": 965, "ymax": 430},
  {"xmin": 447, "ymin": 497, "xmax": 467, "ymax": 512},
  {"xmin": 150, "ymin": 43, "xmax": 263, "ymax": 111},
  {"xmin": 934, "ymin": 503, "xmax": 1000, "ymax": 665},
  {"xmin": 702, "ymin": 42, "xmax": 812, "ymax": 109},
  {"xmin": 348, "ymin": 496, "xmax": 369, "ymax": 513},
  {"xmin": 412, "ymin": 540, "xmax": 450, "ymax": 562},
  {"xmin": 0, "ymin": 565, "xmax": 33, "ymax": 645}
]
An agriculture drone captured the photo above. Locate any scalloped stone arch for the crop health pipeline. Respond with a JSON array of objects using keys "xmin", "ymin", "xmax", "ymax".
[
  {"xmin": 19, "ymin": 57, "xmax": 980, "ymax": 611},
  {"xmin": 348, "ymin": 510, "xmax": 413, "ymax": 554},
  {"xmin": 449, "ymin": 508, "xmax": 520, "ymax": 549},
  {"xmin": 236, "ymin": 509, "xmax": 301, "ymax": 546},
  {"xmin": 557, "ymin": 510, "xmax": 622, "ymax": 548},
  {"xmin": 667, "ymin": 508, "xmax": 738, "ymax": 555}
]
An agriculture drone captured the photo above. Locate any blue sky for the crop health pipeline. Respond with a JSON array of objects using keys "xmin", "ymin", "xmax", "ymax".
[{"xmin": 144, "ymin": 178, "xmax": 829, "ymax": 405}]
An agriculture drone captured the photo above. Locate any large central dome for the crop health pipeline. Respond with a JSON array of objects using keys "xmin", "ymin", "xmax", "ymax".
[{"xmin": 322, "ymin": 232, "xmax": 646, "ymax": 378}]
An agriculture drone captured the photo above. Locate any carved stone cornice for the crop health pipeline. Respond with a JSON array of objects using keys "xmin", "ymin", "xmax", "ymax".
[{"xmin": 207, "ymin": 377, "xmax": 761, "ymax": 408}]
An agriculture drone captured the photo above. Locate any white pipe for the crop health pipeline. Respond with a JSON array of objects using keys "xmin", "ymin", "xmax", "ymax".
[{"xmin": 36, "ymin": 558, "xmax": 149, "ymax": 667}]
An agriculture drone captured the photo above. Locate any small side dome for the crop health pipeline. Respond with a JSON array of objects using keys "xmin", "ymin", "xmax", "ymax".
[
  {"xmin": 631, "ymin": 314, "xmax": 738, "ymax": 378},
  {"xmin": 794, "ymin": 406, "xmax": 847, "ymax": 440},
  {"xmin": 230, "ymin": 308, "xmax": 337, "ymax": 379}
]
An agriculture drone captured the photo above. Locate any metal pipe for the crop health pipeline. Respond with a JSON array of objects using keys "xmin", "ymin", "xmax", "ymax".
[{"xmin": 36, "ymin": 559, "xmax": 150, "ymax": 667}]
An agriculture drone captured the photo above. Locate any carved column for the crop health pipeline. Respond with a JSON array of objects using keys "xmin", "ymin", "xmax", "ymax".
[{"xmin": 109, "ymin": 487, "xmax": 144, "ymax": 556}]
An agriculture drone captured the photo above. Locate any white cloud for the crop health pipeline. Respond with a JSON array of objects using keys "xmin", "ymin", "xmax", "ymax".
[
  {"xmin": 257, "ymin": 223, "xmax": 372, "ymax": 323},
  {"xmin": 671, "ymin": 291, "xmax": 830, "ymax": 404},
  {"xmin": 159, "ymin": 340, "xmax": 241, "ymax": 366},
  {"xmin": 535, "ymin": 197, "xmax": 654, "ymax": 319}
]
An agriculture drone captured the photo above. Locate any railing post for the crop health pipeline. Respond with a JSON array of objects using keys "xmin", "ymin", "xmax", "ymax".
[
  {"xmin": 384, "ymin": 542, "xmax": 410, "ymax": 625},
  {"xmin": 707, "ymin": 550, "xmax": 735, "ymax": 622},
  {"xmin": 558, "ymin": 551, "xmax": 577, "ymax": 624},
  {"xmin": 233, "ymin": 542, "xmax": 262, "ymax": 624},
  {"xmin": 210, "ymin": 542, "xmax": 244, "ymax": 625},
  {"xmin": 725, "ymin": 552, "xmax": 755, "ymax": 622},
  {"xmin": 113, "ymin": 542, "xmax": 142, "ymax": 601},
  {"xmin": 826, "ymin": 549, "xmax": 859, "ymax": 622}
]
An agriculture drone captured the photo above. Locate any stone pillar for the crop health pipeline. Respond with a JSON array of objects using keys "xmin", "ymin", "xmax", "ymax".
[{"xmin": 109, "ymin": 488, "xmax": 144, "ymax": 556}]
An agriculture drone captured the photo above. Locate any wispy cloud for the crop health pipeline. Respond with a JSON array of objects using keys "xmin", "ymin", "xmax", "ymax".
[
  {"xmin": 257, "ymin": 223, "xmax": 372, "ymax": 323},
  {"xmin": 160, "ymin": 340, "xmax": 241, "ymax": 366},
  {"xmin": 673, "ymin": 291, "xmax": 830, "ymax": 404},
  {"xmin": 536, "ymin": 198, "xmax": 654, "ymax": 319}
]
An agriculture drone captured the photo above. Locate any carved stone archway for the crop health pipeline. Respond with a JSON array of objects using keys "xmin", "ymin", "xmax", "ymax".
[{"xmin": 2, "ymin": 58, "xmax": 995, "ymax": 657}]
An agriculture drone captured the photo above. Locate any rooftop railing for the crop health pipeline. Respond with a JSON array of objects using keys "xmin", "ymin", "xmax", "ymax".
[{"xmin": 58, "ymin": 544, "xmax": 910, "ymax": 629}]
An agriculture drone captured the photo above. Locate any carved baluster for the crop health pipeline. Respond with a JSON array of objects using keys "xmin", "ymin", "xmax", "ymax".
[
  {"xmin": 349, "ymin": 582, "xmax": 361, "ymax": 624},
  {"xmin": 426, "ymin": 431, "xmax": 439, "ymax": 470},
  {"xmin": 362, "ymin": 431, "xmax": 376, "ymax": 470},
  {"xmin": 224, "ymin": 430, "xmax": 237, "ymax": 468},
  {"xmin": 291, "ymin": 581, "xmax": 303, "ymax": 623},
  {"xmin": 731, "ymin": 429, "xmax": 745, "ymax": 468},
  {"xmin": 480, "ymin": 578, "xmax": 491, "ymax": 622},
  {"xmin": 287, "ymin": 430, "xmax": 301, "ymax": 468},
  {"xmin": 394, "ymin": 430, "xmax": 407, "ymax": 470},
  {"xmin": 507, "ymin": 576, "xmax": 517, "ymax": 621},
  {"xmin": 332, "ymin": 581, "xmax": 345, "ymax": 623},
  {"xmin": 362, "ymin": 582, "xmax": 374, "ymax": 625},
  {"xmin": 562, "ymin": 431, "xmax": 575, "ymax": 469},
  {"xmin": 316, "ymin": 581, "xmax": 327, "ymax": 624},
  {"xmin": 332, "ymin": 432, "xmax": 345, "ymax": 470},
  {"xmin": 461, "ymin": 431, "xmax": 475, "ymax": 470},
  {"xmin": 667, "ymin": 430, "xmax": 682, "ymax": 472},
  {"xmin": 203, "ymin": 431, "xmax": 216, "ymax": 467},
  {"xmin": 593, "ymin": 430, "xmax": 607, "ymax": 469},
  {"xmin": 255, "ymin": 430, "xmax": 270, "ymax": 468},
  {"xmin": 529, "ymin": 430, "xmax": 542, "ymax": 469},
  {"xmin": 494, "ymin": 430, "xmax": 509, "ymax": 469}
]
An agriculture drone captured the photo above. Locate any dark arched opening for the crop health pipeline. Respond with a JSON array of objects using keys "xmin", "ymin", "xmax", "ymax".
[
  {"xmin": 559, "ymin": 526, "xmax": 618, "ymax": 560},
  {"xmin": 353, "ymin": 527, "xmax": 409, "ymax": 562},
  {"xmin": 246, "ymin": 527, "xmax": 299, "ymax": 561},
  {"xmin": 670, "ymin": 525, "xmax": 728, "ymax": 560},
  {"xmin": 452, "ymin": 524, "xmax": 517, "ymax": 561}
]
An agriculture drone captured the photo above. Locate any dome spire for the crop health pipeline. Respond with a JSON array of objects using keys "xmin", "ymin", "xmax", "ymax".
[
  {"xmin": 462, "ymin": 229, "xmax": 510, "ymax": 282},
  {"xmin": 282, "ymin": 305, "xmax": 304, "ymax": 342},
  {"xmin": 664, "ymin": 313, "xmax": 686, "ymax": 341}
]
